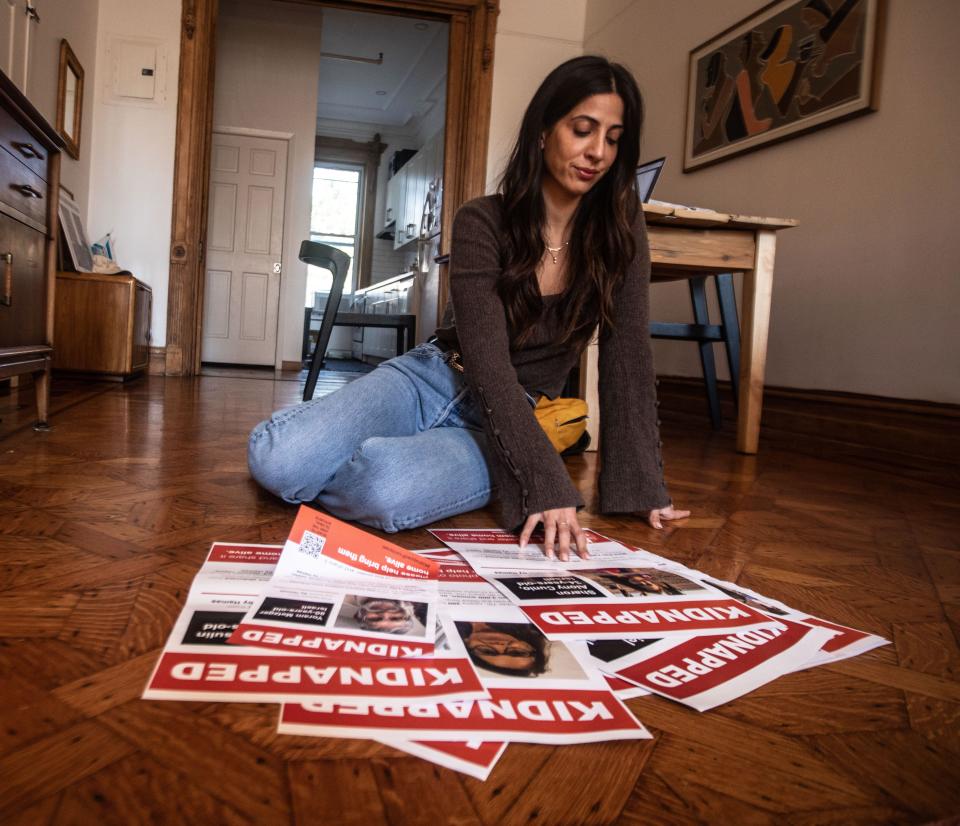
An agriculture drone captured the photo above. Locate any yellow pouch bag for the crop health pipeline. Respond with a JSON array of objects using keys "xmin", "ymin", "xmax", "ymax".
[{"xmin": 534, "ymin": 396, "xmax": 589, "ymax": 454}]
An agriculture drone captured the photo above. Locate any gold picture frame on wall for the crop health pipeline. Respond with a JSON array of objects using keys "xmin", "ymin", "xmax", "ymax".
[
  {"xmin": 56, "ymin": 39, "xmax": 84, "ymax": 159},
  {"xmin": 683, "ymin": 0, "xmax": 885, "ymax": 171}
]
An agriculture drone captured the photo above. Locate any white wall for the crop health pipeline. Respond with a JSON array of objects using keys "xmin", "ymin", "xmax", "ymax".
[
  {"xmin": 26, "ymin": 0, "xmax": 99, "ymax": 220},
  {"xmin": 213, "ymin": 0, "xmax": 323, "ymax": 367},
  {"xmin": 485, "ymin": 0, "xmax": 587, "ymax": 192},
  {"xmin": 86, "ymin": 0, "xmax": 181, "ymax": 347},
  {"xmin": 584, "ymin": 0, "xmax": 960, "ymax": 403}
]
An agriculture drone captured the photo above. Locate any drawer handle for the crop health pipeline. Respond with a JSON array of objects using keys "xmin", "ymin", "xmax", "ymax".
[
  {"xmin": 12, "ymin": 183, "xmax": 43, "ymax": 199},
  {"xmin": 2, "ymin": 252, "xmax": 11, "ymax": 307},
  {"xmin": 11, "ymin": 141, "xmax": 45, "ymax": 161}
]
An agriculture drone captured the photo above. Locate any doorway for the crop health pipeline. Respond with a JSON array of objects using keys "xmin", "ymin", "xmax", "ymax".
[{"xmin": 166, "ymin": 0, "xmax": 499, "ymax": 376}]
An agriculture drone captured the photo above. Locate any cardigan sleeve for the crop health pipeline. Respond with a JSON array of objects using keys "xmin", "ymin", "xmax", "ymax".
[
  {"xmin": 597, "ymin": 207, "xmax": 672, "ymax": 514},
  {"xmin": 448, "ymin": 198, "xmax": 583, "ymax": 531}
]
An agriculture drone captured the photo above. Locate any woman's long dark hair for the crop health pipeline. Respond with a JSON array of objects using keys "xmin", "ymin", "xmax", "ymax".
[{"xmin": 498, "ymin": 55, "xmax": 644, "ymax": 350}]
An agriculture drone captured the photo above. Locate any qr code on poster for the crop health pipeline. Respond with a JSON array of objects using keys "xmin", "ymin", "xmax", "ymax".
[{"xmin": 299, "ymin": 530, "xmax": 326, "ymax": 559}]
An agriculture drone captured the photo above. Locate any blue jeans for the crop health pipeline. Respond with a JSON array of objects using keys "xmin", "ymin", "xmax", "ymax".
[{"xmin": 247, "ymin": 342, "xmax": 495, "ymax": 532}]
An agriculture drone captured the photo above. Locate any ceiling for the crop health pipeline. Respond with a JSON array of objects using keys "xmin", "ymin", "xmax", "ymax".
[{"xmin": 315, "ymin": 7, "xmax": 448, "ymax": 130}]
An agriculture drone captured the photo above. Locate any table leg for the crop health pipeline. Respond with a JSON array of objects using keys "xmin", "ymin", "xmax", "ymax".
[
  {"xmin": 737, "ymin": 229, "xmax": 777, "ymax": 454},
  {"xmin": 580, "ymin": 340, "xmax": 600, "ymax": 452},
  {"xmin": 33, "ymin": 362, "xmax": 51, "ymax": 431}
]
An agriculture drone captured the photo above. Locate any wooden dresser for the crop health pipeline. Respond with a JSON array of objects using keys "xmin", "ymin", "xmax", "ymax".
[
  {"xmin": 0, "ymin": 69, "xmax": 63, "ymax": 427},
  {"xmin": 54, "ymin": 271, "xmax": 152, "ymax": 377}
]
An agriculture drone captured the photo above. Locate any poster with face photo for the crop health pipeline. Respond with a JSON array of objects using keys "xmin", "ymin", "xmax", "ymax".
[
  {"xmin": 143, "ymin": 543, "xmax": 486, "ymax": 706},
  {"xmin": 430, "ymin": 529, "xmax": 781, "ymax": 640},
  {"xmin": 475, "ymin": 565, "xmax": 778, "ymax": 642},
  {"xmin": 565, "ymin": 554, "xmax": 888, "ymax": 711},
  {"xmin": 423, "ymin": 553, "xmax": 609, "ymax": 691},
  {"xmin": 278, "ymin": 587, "xmax": 650, "ymax": 745},
  {"xmin": 231, "ymin": 506, "xmax": 441, "ymax": 658},
  {"xmin": 640, "ymin": 556, "xmax": 890, "ymax": 669},
  {"xmin": 597, "ymin": 621, "xmax": 836, "ymax": 712}
]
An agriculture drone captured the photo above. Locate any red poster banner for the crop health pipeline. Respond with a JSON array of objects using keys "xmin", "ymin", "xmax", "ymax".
[
  {"xmin": 145, "ymin": 650, "xmax": 485, "ymax": 704},
  {"xmin": 616, "ymin": 621, "xmax": 809, "ymax": 699},
  {"xmin": 279, "ymin": 687, "xmax": 649, "ymax": 744},
  {"xmin": 233, "ymin": 622, "xmax": 432, "ymax": 659},
  {"xmin": 522, "ymin": 598, "xmax": 774, "ymax": 638}
]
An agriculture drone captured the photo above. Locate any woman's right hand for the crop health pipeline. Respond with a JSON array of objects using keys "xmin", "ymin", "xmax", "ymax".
[{"xmin": 518, "ymin": 507, "xmax": 590, "ymax": 562}]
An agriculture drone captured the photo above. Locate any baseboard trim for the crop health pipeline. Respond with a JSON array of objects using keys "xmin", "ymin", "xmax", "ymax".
[
  {"xmin": 659, "ymin": 375, "xmax": 960, "ymax": 419},
  {"xmin": 149, "ymin": 346, "xmax": 166, "ymax": 375},
  {"xmin": 281, "ymin": 360, "xmax": 303, "ymax": 372},
  {"xmin": 657, "ymin": 375, "xmax": 959, "ymax": 475}
]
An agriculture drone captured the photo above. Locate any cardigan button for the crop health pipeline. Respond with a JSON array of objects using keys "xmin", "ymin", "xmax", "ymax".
[{"xmin": 521, "ymin": 488, "xmax": 529, "ymax": 496}]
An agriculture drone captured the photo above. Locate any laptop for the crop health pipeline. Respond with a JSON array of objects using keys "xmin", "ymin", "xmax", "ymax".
[{"xmin": 636, "ymin": 157, "xmax": 665, "ymax": 202}]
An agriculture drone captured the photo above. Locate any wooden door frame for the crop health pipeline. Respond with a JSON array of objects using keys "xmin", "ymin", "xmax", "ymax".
[{"xmin": 165, "ymin": 0, "xmax": 500, "ymax": 375}]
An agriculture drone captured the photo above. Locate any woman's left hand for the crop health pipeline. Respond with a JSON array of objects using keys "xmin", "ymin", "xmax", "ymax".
[{"xmin": 646, "ymin": 504, "xmax": 691, "ymax": 530}]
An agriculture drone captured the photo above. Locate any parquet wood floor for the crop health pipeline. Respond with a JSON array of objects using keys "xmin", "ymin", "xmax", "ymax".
[{"xmin": 1, "ymin": 372, "xmax": 958, "ymax": 825}]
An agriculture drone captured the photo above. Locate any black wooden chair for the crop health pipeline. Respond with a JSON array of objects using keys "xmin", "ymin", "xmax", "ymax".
[
  {"xmin": 299, "ymin": 241, "xmax": 416, "ymax": 402},
  {"xmin": 650, "ymin": 273, "xmax": 740, "ymax": 429},
  {"xmin": 299, "ymin": 241, "xmax": 353, "ymax": 402}
]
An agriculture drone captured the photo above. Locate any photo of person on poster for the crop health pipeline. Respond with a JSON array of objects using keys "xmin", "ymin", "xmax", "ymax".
[
  {"xmin": 454, "ymin": 620, "xmax": 587, "ymax": 682},
  {"xmin": 335, "ymin": 596, "xmax": 428, "ymax": 637},
  {"xmin": 579, "ymin": 568, "xmax": 703, "ymax": 597}
]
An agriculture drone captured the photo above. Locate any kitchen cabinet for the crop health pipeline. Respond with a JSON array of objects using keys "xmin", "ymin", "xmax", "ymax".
[
  {"xmin": 385, "ymin": 130, "xmax": 444, "ymax": 251},
  {"xmin": 384, "ymin": 170, "xmax": 403, "ymax": 233}
]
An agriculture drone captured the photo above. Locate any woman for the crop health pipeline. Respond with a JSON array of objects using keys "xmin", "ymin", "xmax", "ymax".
[{"xmin": 248, "ymin": 55, "xmax": 688, "ymax": 560}]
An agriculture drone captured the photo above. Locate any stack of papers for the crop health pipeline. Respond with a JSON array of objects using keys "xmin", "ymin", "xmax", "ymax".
[{"xmin": 144, "ymin": 506, "xmax": 887, "ymax": 780}]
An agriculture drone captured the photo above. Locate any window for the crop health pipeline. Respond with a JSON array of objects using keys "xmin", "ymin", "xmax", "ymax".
[{"xmin": 306, "ymin": 162, "xmax": 363, "ymax": 304}]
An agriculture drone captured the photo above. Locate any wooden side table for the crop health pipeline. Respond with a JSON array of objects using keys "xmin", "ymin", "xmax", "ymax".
[
  {"xmin": 53, "ymin": 271, "xmax": 152, "ymax": 378},
  {"xmin": 581, "ymin": 203, "xmax": 797, "ymax": 455}
]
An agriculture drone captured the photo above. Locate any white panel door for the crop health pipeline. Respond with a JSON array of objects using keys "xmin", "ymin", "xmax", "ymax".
[
  {"xmin": 2, "ymin": 0, "xmax": 37, "ymax": 91},
  {"xmin": 201, "ymin": 132, "xmax": 288, "ymax": 365}
]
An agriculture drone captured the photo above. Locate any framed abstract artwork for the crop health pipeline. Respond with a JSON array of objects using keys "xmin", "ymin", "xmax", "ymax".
[{"xmin": 683, "ymin": 0, "xmax": 884, "ymax": 171}]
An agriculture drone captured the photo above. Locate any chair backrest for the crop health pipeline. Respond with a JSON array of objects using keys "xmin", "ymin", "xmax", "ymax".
[{"xmin": 299, "ymin": 240, "xmax": 351, "ymax": 371}]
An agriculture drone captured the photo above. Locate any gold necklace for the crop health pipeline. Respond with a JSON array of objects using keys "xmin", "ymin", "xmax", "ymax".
[{"xmin": 544, "ymin": 240, "xmax": 569, "ymax": 265}]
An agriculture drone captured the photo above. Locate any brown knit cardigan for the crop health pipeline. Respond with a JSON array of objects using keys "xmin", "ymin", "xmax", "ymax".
[{"xmin": 433, "ymin": 194, "xmax": 670, "ymax": 531}]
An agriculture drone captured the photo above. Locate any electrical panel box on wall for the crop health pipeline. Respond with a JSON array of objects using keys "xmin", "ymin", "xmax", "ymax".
[
  {"xmin": 115, "ymin": 41, "xmax": 156, "ymax": 99},
  {"xmin": 105, "ymin": 35, "xmax": 168, "ymax": 107}
]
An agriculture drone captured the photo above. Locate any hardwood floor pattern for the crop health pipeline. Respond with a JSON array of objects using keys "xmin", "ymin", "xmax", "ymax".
[{"xmin": 1, "ymin": 373, "xmax": 958, "ymax": 824}]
